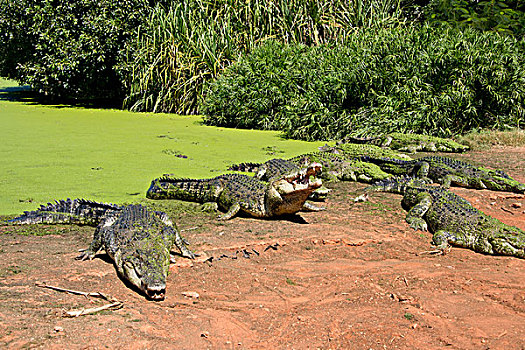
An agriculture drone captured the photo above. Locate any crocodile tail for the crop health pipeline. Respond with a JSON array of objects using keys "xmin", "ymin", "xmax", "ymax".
[
  {"xmin": 8, "ymin": 198, "xmax": 122, "ymax": 226},
  {"xmin": 146, "ymin": 176, "xmax": 220, "ymax": 203},
  {"xmin": 228, "ymin": 162, "xmax": 262, "ymax": 173},
  {"xmin": 365, "ymin": 175, "xmax": 420, "ymax": 194}
]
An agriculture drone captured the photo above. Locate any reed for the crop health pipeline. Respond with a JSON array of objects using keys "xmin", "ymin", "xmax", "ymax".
[{"xmin": 118, "ymin": 0, "xmax": 405, "ymax": 114}]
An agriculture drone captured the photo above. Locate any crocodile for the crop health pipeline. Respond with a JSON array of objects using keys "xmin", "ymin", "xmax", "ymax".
[
  {"xmin": 360, "ymin": 155, "xmax": 525, "ymax": 193},
  {"xmin": 341, "ymin": 132, "xmax": 469, "ymax": 153},
  {"xmin": 319, "ymin": 142, "xmax": 412, "ymax": 160},
  {"xmin": 7, "ymin": 199, "xmax": 194, "ymax": 300},
  {"xmin": 230, "ymin": 151, "xmax": 394, "ymax": 185},
  {"xmin": 146, "ymin": 166, "xmax": 324, "ymax": 220},
  {"xmin": 367, "ymin": 177, "xmax": 525, "ymax": 258}
]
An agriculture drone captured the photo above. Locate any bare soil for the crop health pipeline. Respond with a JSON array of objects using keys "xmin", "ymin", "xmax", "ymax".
[{"xmin": 1, "ymin": 147, "xmax": 524, "ymax": 349}]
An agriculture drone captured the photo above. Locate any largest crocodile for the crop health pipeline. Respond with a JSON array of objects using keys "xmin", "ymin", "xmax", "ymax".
[
  {"xmin": 367, "ymin": 177, "xmax": 525, "ymax": 258},
  {"xmin": 7, "ymin": 199, "xmax": 195, "ymax": 300},
  {"xmin": 146, "ymin": 165, "xmax": 324, "ymax": 220},
  {"xmin": 361, "ymin": 155, "xmax": 525, "ymax": 194}
]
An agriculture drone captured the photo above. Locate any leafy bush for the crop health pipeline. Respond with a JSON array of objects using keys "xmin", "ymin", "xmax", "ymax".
[
  {"xmin": 118, "ymin": 0, "xmax": 407, "ymax": 114},
  {"xmin": 424, "ymin": 0, "xmax": 525, "ymax": 36},
  {"xmin": 0, "ymin": 0, "xmax": 157, "ymax": 100},
  {"xmin": 201, "ymin": 25, "xmax": 525, "ymax": 140}
]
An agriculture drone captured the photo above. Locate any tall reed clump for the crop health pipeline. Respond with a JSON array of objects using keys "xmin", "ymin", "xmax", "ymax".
[
  {"xmin": 117, "ymin": 0, "xmax": 405, "ymax": 114},
  {"xmin": 201, "ymin": 25, "xmax": 525, "ymax": 140}
]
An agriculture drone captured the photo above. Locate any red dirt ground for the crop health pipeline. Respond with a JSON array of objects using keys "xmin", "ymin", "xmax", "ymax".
[{"xmin": 1, "ymin": 147, "xmax": 524, "ymax": 349}]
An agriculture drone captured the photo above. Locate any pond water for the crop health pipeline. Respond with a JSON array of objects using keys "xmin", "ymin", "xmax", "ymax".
[{"xmin": 0, "ymin": 79, "xmax": 323, "ymax": 215}]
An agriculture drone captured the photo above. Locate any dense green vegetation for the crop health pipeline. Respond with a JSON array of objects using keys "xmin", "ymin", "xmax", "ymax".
[
  {"xmin": 424, "ymin": 0, "xmax": 525, "ymax": 35},
  {"xmin": 202, "ymin": 26, "xmax": 525, "ymax": 140},
  {"xmin": 0, "ymin": 78, "xmax": 323, "ymax": 215},
  {"xmin": 0, "ymin": 0, "xmax": 523, "ymax": 138}
]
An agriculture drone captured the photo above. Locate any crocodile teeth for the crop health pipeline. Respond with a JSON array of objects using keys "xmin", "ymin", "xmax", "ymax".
[{"xmin": 145, "ymin": 285, "xmax": 166, "ymax": 300}]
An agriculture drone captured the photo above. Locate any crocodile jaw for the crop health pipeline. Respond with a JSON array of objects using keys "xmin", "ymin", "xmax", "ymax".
[
  {"xmin": 114, "ymin": 247, "xmax": 170, "ymax": 301},
  {"xmin": 267, "ymin": 166, "xmax": 323, "ymax": 216}
]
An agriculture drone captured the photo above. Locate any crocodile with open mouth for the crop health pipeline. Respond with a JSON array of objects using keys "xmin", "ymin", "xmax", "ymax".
[{"xmin": 146, "ymin": 163, "xmax": 324, "ymax": 219}]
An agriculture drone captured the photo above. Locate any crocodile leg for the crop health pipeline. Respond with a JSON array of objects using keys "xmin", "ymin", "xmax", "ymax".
[
  {"xmin": 404, "ymin": 192, "xmax": 432, "ymax": 231},
  {"xmin": 440, "ymin": 174, "xmax": 468, "ymax": 188},
  {"xmin": 338, "ymin": 168, "xmax": 358, "ymax": 182},
  {"xmin": 157, "ymin": 212, "xmax": 195, "ymax": 259},
  {"xmin": 201, "ymin": 202, "xmax": 219, "ymax": 212},
  {"xmin": 172, "ymin": 228, "xmax": 195, "ymax": 259},
  {"xmin": 432, "ymin": 229, "xmax": 465, "ymax": 251},
  {"xmin": 381, "ymin": 136, "xmax": 393, "ymax": 148},
  {"xmin": 414, "ymin": 161, "xmax": 430, "ymax": 180},
  {"xmin": 76, "ymin": 219, "xmax": 112, "ymax": 260},
  {"xmin": 357, "ymin": 174, "xmax": 373, "ymax": 182},
  {"xmin": 218, "ymin": 203, "xmax": 241, "ymax": 220}
]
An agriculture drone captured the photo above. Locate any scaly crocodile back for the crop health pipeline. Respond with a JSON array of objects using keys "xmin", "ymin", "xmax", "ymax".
[
  {"xmin": 146, "ymin": 176, "xmax": 224, "ymax": 202},
  {"xmin": 228, "ymin": 162, "xmax": 263, "ymax": 173},
  {"xmin": 229, "ymin": 159, "xmax": 301, "ymax": 181},
  {"xmin": 8, "ymin": 198, "xmax": 122, "ymax": 226}
]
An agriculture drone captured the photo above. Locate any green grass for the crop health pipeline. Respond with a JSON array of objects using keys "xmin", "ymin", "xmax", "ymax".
[{"xmin": 0, "ymin": 78, "xmax": 324, "ymax": 215}]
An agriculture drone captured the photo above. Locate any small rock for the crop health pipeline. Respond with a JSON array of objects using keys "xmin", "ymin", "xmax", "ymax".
[
  {"xmin": 201, "ymin": 331, "xmax": 209, "ymax": 338},
  {"xmin": 54, "ymin": 326, "xmax": 64, "ymax": 333},
  {"xmin": 353, "ymin": 194, "xmax": 369, "ymax": 202},
  {"xmin": 411, "ymin": 323, "xmax": 418, "ymax": 329},
  {"xmin": 511, "ymin": 202, "xmax": 522, "ymax": 208},
  {"xmin": 182, "ymin": 291, "xmax": 200, "ymax": 299}
]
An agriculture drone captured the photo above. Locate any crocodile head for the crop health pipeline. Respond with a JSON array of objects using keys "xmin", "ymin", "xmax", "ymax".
[
  {"xmin": 114, "ymin": 234, "xmax": 172, "ymax": 300},
  {"xmin": 479, "ymin": 171, "xmax": 525, "ymax": 194},
  {"xmin": 490, "ymin": 224, "xmax": 525, "ymax": 258},
  {"xmin": 266, "ymin": 162, "xmax": 323, "ymax": 216}
]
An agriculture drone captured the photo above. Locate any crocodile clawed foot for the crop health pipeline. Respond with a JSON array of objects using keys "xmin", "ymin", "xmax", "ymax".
[
  {"xmin": 76, "ymin": 250, "xmax": 95, "ymax": 261},
  {"xmin": 408, "ymin": 218, "xmax": 428, "ymax": 231}
]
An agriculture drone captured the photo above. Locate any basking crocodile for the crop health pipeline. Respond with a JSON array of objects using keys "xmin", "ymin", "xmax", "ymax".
[
  {"xmin": 146, "ymin": 167, "xmax": 324, "ymax": 220},
  {"xmin": 341, "ymin": 133, "xmax": 469, "ymax": 153},
  {"xmin": 367, "ymin": 177, "xmax": 525, "ymax": 258},
  {"xmin": 360, "ymin": 155, "xmax": 525, "ymax": 193},
  {"xmin": 319, "ymin": 142, "xmax": 412, "ymax": 160},
  {"xmin": 7, "ymin": 199, "xmax": 194, "ymax": 300},
  {"xmin": 230, "ymin": 151, "xmax": 395, "ymax": 185}
]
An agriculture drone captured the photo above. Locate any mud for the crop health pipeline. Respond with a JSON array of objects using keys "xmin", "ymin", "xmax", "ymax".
[{"xmin": 1, "ymin": 147, "xmax": 524, "ymax": 349}]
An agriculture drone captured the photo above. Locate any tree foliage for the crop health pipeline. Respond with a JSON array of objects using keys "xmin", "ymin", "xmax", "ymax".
[{"xmin": 0, "ymin": 0, "xmax": 157, "ymax": 100}]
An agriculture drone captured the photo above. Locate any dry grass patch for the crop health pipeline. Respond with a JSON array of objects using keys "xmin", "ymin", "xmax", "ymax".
[{"xmin": 458, "ymin": 129, "xmax": 525, "ymax": 150}]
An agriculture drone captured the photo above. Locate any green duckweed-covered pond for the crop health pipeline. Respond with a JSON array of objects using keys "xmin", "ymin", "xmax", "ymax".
[{"xmin": 0, "ymin": 79, "xmax": 324, "ymax": 215}]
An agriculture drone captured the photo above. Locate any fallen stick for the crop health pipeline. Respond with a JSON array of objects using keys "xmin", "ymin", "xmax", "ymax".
[
  {"xmin": 35, "ymin": 282, "xmax": 117, "ymax": 302},
  {"xmin": 63, "ymin": 301, "xmax": 123, "ymax": 318}
]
